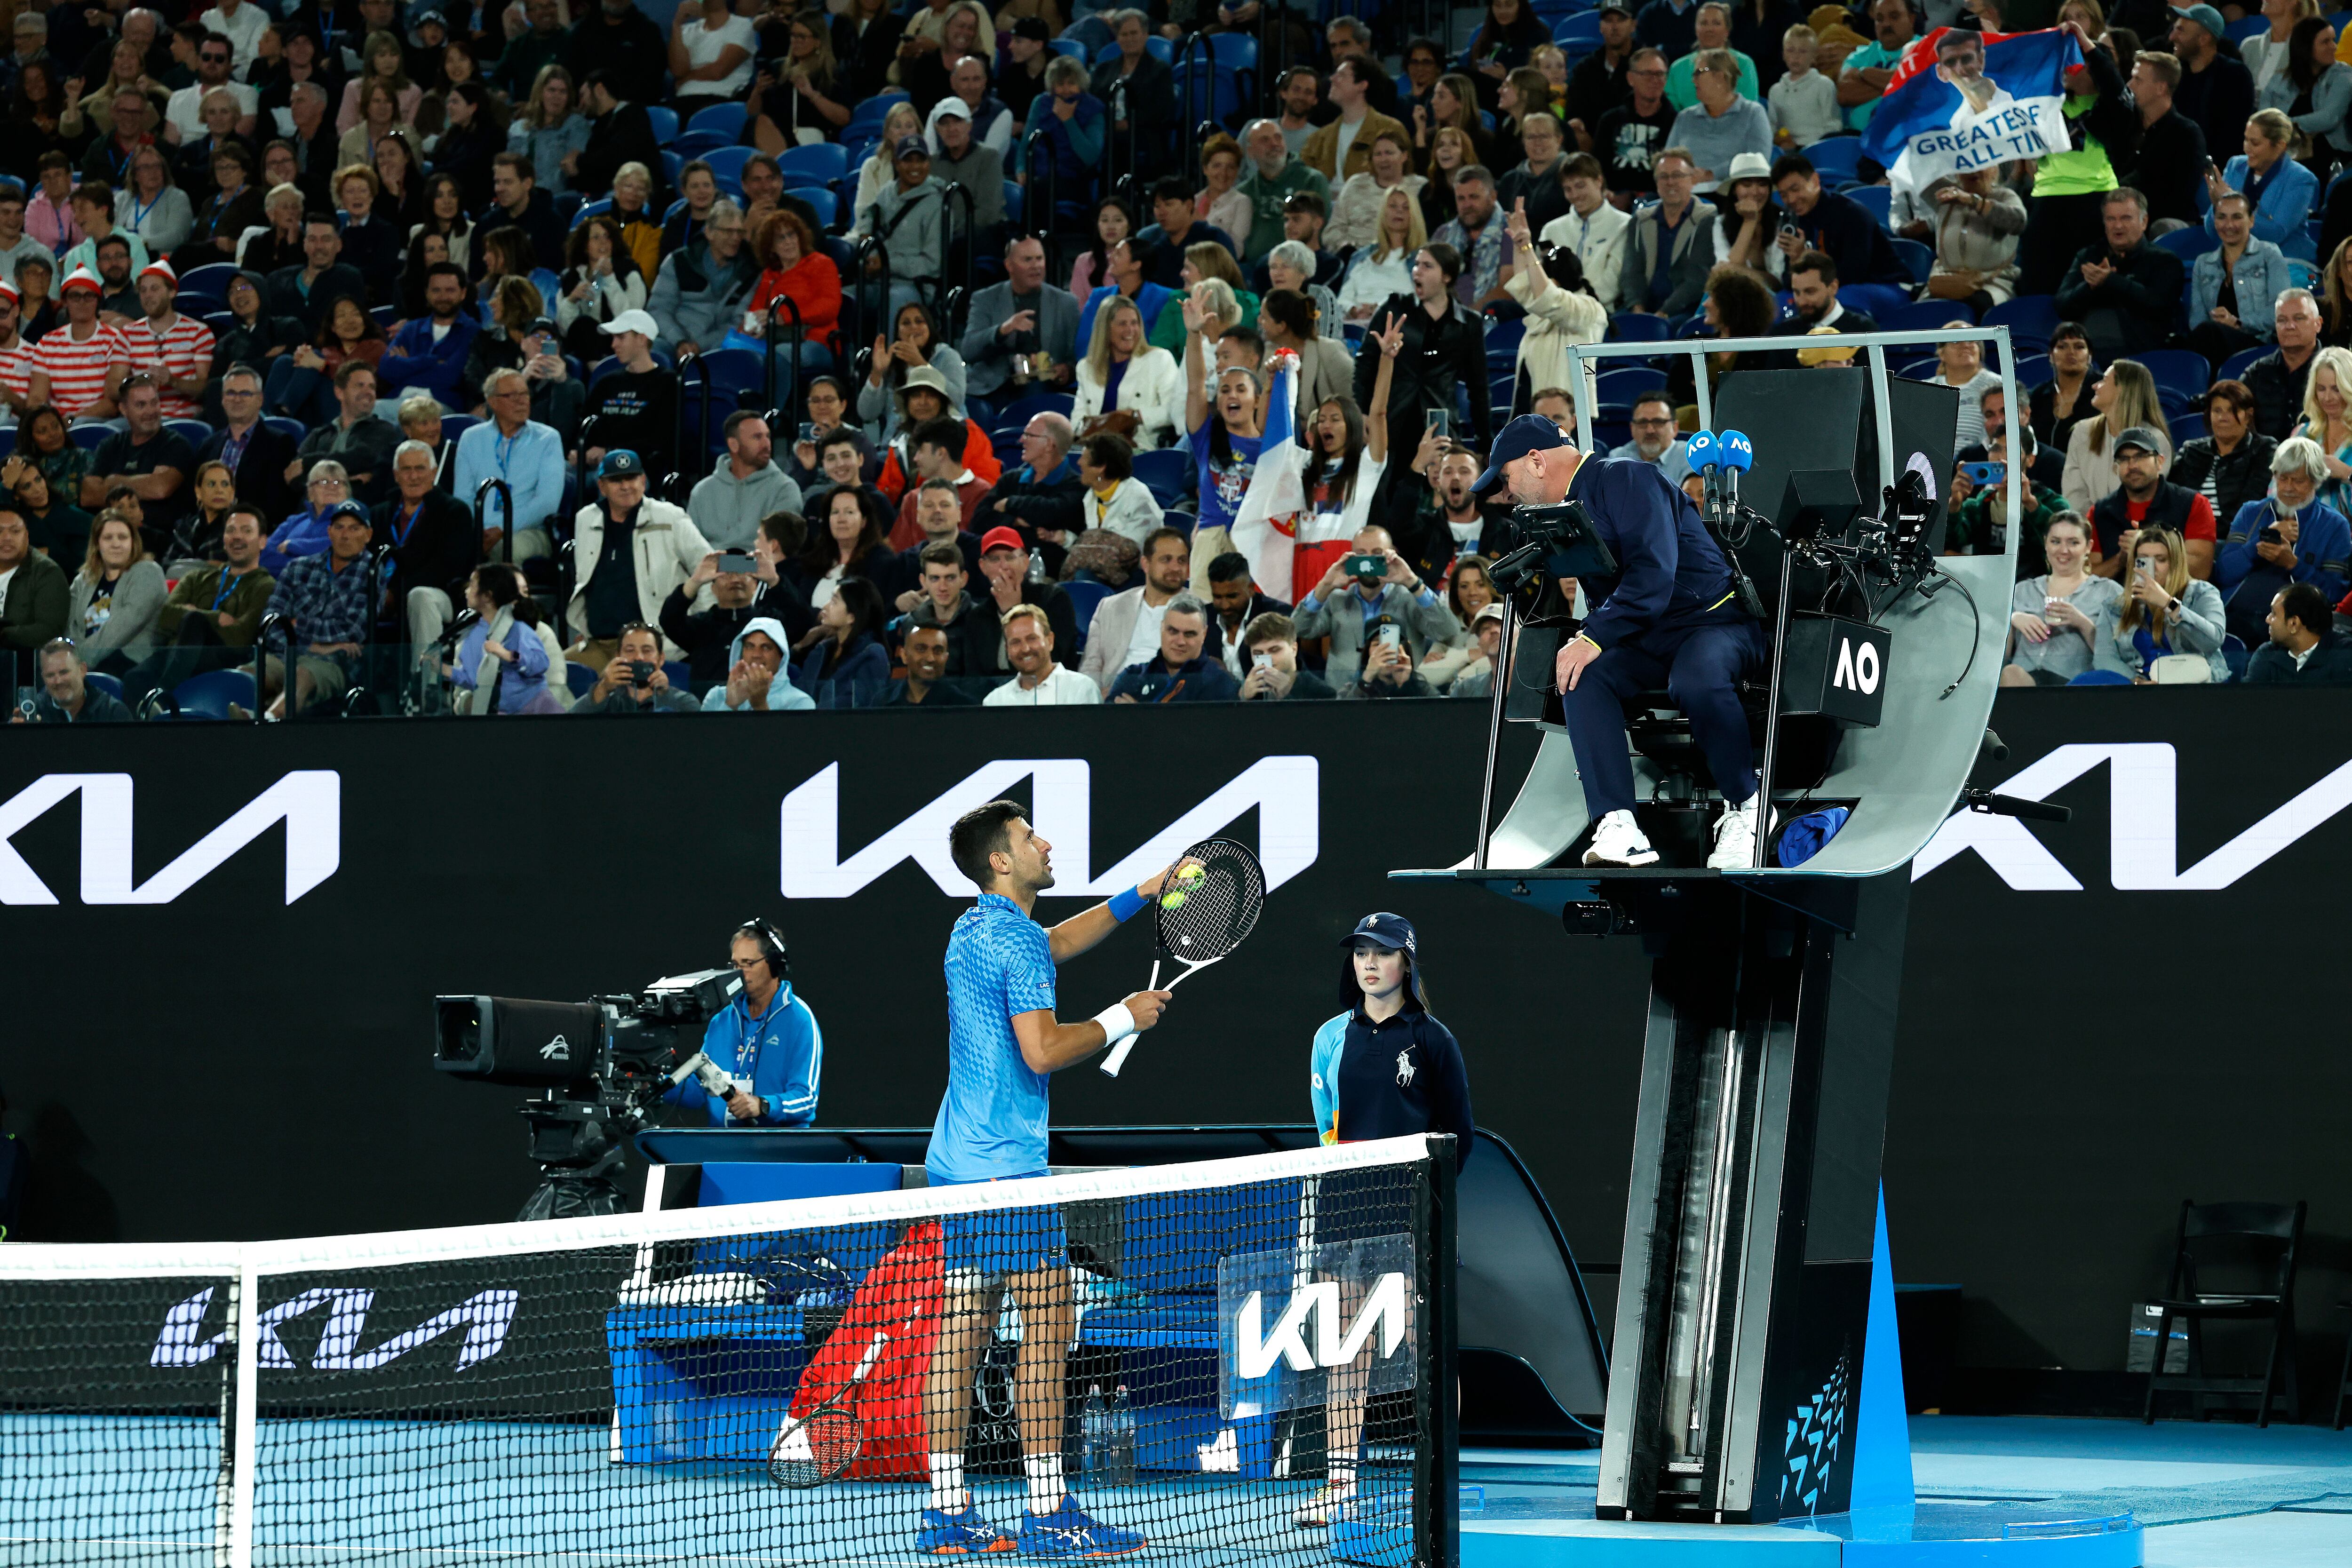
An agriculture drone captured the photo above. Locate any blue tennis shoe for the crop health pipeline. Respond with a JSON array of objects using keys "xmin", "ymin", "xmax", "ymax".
[
  {"xmin": 916, "ymin": 1505, "xmax": 1017, "ymax": 1555},
  {"xmin": 1017, "ymin": 1497, "xmax": 1147, "ymax": 1557}
]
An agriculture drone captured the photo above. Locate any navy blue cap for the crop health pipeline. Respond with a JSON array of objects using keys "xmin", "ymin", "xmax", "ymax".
[
  {"xmin": 329, "ymin": 499, "xmax": 371, "ymax": 522},
  {"xmin": 1474, "ymin": 414, "xmax": 1576, "ymax": 496},
  {"xmin": 598, "ymin": 449, "xmax": 645, "ymax": 479},
  {"xmin": 1340, "ymin": 912, "xmax": 1427, "ymax": 1005}
]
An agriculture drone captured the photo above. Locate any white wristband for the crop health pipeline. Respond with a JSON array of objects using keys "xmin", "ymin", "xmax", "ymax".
[{"xmin": 1091, "ymin": 1002, "xmax": 1136, "ymax": 1046}]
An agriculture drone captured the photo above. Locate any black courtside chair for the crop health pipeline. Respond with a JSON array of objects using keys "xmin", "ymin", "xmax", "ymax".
[{"xmin": 2142, "ymin": 1199, "xmax": 2306, "ymax": 1427}]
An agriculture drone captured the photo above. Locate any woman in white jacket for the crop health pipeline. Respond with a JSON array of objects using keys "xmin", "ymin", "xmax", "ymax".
[
  {"xmin": 1076, "ymin": 430, "xmax": 1167, "ymax": 546},
  {"xmin": 1072, "ymin": 294, "xmax": 1184, "ymax": 450},
  {"xmin": 1337, "ymin": 187, "xmax": 1425, "ymax": 324},
  {"xmin": 1502, "ymin": 197, "xmax": 1607, "ymax": 414}
]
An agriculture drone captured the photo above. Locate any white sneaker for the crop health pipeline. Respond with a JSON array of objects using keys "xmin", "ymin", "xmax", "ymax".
[
  {"xmin": 1583, "ymin": 810, "xmax": 1661, "ymax": 867},
  {"xmin": 1294, "ymin": 1481, "xmax": 1356, "ymax": 1528},
  {"xmin": 1707, "ymin": 798, "xmax": 1760, "ymax": 870}
]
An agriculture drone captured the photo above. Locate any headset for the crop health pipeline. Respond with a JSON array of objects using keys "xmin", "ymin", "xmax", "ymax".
[{"xmin": 736, "ymin": 916, "xmax": 791, "ymax": 985}]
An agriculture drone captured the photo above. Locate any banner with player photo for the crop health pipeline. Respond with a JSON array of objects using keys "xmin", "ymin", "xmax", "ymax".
[{"xmin": 1860, "ymin": 26, "xmax": 2081, "ymax": 190}]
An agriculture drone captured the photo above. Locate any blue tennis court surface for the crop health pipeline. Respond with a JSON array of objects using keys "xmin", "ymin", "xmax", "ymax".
[{"xmin": 0, "ymin": 1413, "xmax": 1405, "ymax": 1566}]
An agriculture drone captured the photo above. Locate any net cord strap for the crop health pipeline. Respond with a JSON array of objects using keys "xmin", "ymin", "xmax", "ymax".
[{"xmin": 0, "ymin": 1134, "xmax": 1444, "ymax": 1283}]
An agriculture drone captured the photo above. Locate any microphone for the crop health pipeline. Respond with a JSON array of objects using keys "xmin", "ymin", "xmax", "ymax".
[
  {"xmin": 1684, "ymin": 430, "xmax": 1721, "ymax": 523},
  {"xmin": 1717, "ymin": 429, "xmax": 1754, "ymax": 521}
]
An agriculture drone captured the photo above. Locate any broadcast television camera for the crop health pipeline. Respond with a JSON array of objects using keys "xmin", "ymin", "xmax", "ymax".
[{"xmin": 434, "ymin": 970, "xmax": 747, "ymax": 1219}]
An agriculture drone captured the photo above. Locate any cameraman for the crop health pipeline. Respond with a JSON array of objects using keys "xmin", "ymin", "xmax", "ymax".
[
  {"xmin": 662, "ymin": 920, "xmax": 824, "ymax": 1127},
  {"xmin": 574, "ymin": 622, "xmax": 698, "ymax": 713}
]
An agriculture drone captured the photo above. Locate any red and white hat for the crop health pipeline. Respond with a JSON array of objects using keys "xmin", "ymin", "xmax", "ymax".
[
  {"xmin": 0, "ymin": 275, "xmax": 17, "ymax": 303},
  {"xmin": 138, "ymin": 258, "xmax": 178, "ymax": 287},
  {"xmin": 59, "ymin": 266, "xmax": 103, "ymax": 296}
]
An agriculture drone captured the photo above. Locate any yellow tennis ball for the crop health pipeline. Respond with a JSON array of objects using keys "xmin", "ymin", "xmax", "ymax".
[
  {"xmin": 1176, "ymin": 863, "xmax": 1206, "ymax": 883},
  {"xmin": 1160, "ymin": 891, "xmax": 1187, "ymax": 909}
]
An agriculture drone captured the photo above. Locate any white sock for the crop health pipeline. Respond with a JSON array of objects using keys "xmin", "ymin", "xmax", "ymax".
[
  {"xmin": 1024, "ymin": 1452, "xmax": 1065, "ymax": 1513},
  {"xmin": 1328, "ymin": 1453, "xmax": 1358, "ymax": 1493},
  {"xmin": 928, "ymin": 1452, "xmax": 968, "ymax": 1512}
]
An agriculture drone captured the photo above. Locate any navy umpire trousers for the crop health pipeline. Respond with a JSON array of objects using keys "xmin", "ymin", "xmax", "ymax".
[{"xmin": 1563, "ymin": 614, "xmax": 1771, "ymax": 818}]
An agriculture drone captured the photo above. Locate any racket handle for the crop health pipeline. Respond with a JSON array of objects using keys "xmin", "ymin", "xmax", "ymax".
[{"xmin": 1101, "ymin": 1033, "xmax": 1138, "ymax": 1077}]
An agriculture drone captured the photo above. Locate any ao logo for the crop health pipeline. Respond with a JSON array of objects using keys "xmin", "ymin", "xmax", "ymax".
[
  {"xmin": 779, "ymin": 756, "xmax": 1319, "ymax": 898},
  {"xmin": 1234, "ymin": 1273, "xmax": 1409, "ymax": 1379},
  {"xmin": 0, "ymin": 771, "xmax": 339, "ymax": 905},
  {"xmin": 1832, "ymin": 637, "xmax": 1881, "ymax": 696}
]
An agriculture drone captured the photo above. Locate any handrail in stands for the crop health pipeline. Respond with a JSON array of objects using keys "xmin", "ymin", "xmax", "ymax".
[
  {"xmin": 1173, "ymin": 33, "xmax": 1211, "ymax": 186},
  {"xmin": 762, "ymin": 291, "xmax": 805, "ymax": 416},
  {"xmin": 1021, "ymin": 128, "xmax": 1061, "ymax": 281},
  {"xmin": 473, "ymin": 476, "xmax": 514, "ymax": 564},
  {"xmin": 938, "ymin": 181, "xmax": 977, "ymax": 338},
  {"xmin": 676, "ymin": 348, "xmax": 712, "ymax": 505},
  {"xmin": 850, "ymin": 234, "xmax": 890, "ymax": 369},
  {"xmin": 259, "ymin": 610, "xmax": 291, "ymax": 721}
]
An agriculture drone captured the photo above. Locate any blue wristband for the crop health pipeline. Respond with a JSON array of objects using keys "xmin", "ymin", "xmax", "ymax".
[{"xmin": 1108, "ymin": 885, "xmax": 1148, "ymax": 923}]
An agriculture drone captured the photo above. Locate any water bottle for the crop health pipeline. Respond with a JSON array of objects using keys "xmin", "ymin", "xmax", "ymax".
[
  {"xmin": 1105, "ymin": 1385, "xmax": 1136, "ymax": 1485},
  {"xmin": 1080, "ymin": 1385, "xmax": 1106, "ymax": 1477}
]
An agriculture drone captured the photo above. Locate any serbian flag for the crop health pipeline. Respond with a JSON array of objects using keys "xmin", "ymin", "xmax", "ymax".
[
  {"xmin": 1228, "ymin": 351, "xmax": 1354, "ymax": 604},
  {"xmin": 1859, "ymin": 27, "xmax": 2079, "ymax": 193}
]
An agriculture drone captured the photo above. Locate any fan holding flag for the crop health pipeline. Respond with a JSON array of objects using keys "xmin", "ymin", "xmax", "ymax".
[
  {"xmin": 1859, "ymin": 21, "xmax": 2082, "ymax": 196},
  {"xmin": 1229, "ymin": 310, "xmax": 1405, "ymax": 608}
]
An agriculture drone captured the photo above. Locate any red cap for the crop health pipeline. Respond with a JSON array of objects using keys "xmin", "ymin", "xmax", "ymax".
[{"xmin": 979, "ymin": 525, "xmax": 1026, "ymax": 555}]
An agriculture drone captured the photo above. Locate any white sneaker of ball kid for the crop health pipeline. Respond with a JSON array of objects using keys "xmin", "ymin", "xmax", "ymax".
[
  {"xmin": 1583, "ymin": 810, "xmax": 1660, "ymax": 868},
  {"xmin": 1707, "ymin": 797, "xmax": 1760, "ymax": 870}
]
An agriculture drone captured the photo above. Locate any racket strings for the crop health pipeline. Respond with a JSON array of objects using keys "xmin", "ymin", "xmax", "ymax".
[{"xmin": 1157, "ymin": 842, "xmax": 1266, "ymax": 960}]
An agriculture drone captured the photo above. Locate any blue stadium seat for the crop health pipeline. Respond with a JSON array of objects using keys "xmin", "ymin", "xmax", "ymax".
[
  {"xmin": 1205, "ymin": 34, "xmax": 1257, "ymax": 71},
  {"xmin": 70, "ymin": 421, "xmax": 119, "ymax": 451},
  {"xmin": 1882, "ymin": 300, "xmax": 1966, "ymax": 332},
  {"xmin": 164, "ymin": 668, "xmax": 256, "ymax": 720},
  {"xmin": 1552, "ymin": 13, "xmax": 1602, "ymax": 48},
  {"xmin": 576, "ymin": 197, "xmax": 613, "ymax": 223},
  {"xmin": 371, "ymin": 304, "xmax": 397, "ymax": 329},
  {"xmin": 84, "ymin": 671, "xmax": 124, "ymax": 700},
  {"xmin": 674, "ymin": 130, "xmax": 734, "ymax": 160},
  {"xmin": 203, "ymin": 310, "xmax": 237, "ymax": 337},
  {"xmin": 2173, "ymin": 412, "xmax": 2208, "ymax": 442},
  {"xmin": 2216, "ymin": 345, "xmax": 2269, "ymax": 385},
  {"xmin": 699, "ymin": 347, "xmax": 765, "ymax": 396},
  {"xmin": 1004, "ymin": 180, "xmax": 1024, "ymax": 226},
  {"xmin": 660, "ymin": 151, "xmax": 682, "ymax": 188},
  {"xmin": 531, "ymin": 267, "xmax": 562, "ymax": 305},
  {"xmin": 1610, "ymin": 311, "xmax": 1671, "ymax": 342},
  {"xmin": 555, "ymin": 190, "xmax": 584, "ymax": 225},
  {"xmin": 2153, "ymin": 227, "xmax": 2217, "ymax": 263},
  {"xmin": 1063, "ymin": 579, "xmax": 1111, "ymax": 647},
  {"xmin": 1983, "ymin": 295, "xmax": 2058, "ymax": 339},
  {"xmin": 790, "ymin": 186, "xmax": 839, "ymax": 228},
  {"xmin": 703, "ymin": 145, "xmax": 754, "ymax": 184},
  {"xmin": 2138, "ymin": 348, "xmax": 2211, "ymax": 402},
  {"xmin": 0, "ymin": 428, "xmax": 15, "ymax": 458},
  {"xmin": 1048, "ymin": 38, "xmax": 1088, "ymax": 59},
  {"xmin": 166, "ymin": 418, "xmax": 212, "ymax": 447},
  {"xmin": 264, "ymin": 416, "xmax": 305, "ymax": 442},
  {"xmin": 1133, "ymin": 448, "xmax": 1196, "ymax": 506},
  {"xmin": 2226, "ymin": 14, "xmax": 2268, "ymax": 38},
  {"xmin": 688, "ymin": 101, "xmax": 748, "ymax": 142},
  {"xmin": 1839, "ymin": 283, "xmax": 1911, "ymax": 320},
  {"xmin": 2010, "ymin": 353, "xmax": 2051, "ymax": 387},
  {"xmin": 566, "ymin": 663, "xmax": 598, "ymax": 698},
  {"xmin": 1800, "ymin": 138, "xmax": 1864, "ymax": 182},
  {"xmin": 665, "ymin": 660, "xmax": 693, "ymax": 692},
  {"xmin": 1596, "ymin": 364, "xmax": 1667, "ymax": 400},
  {"xmin": 1890, "ymin": 237, "xmax": 1933, "ymax": 285},
  {"xmin": 2221, "ymin": 633, "xmax": 2249, "ymax": 681},
  {"xmin": 778, "ymin": 143, "xmax": 849, "ymax": 184},
  {"xmin": 179, "ymin": 262, "xmax": 242, "ymax": 299},
  {"xmin": 441, "ymin": 414, "xmax": 478, "ymax": 445},
  {"xmin": 646, "ymin": 106, "xmax": 678, "ymax": 146},
  {"xmin": 1174, "ymin": 64, "xmax": 1247, "ymax": 131},
  {"xmin": 1848, "ymin": 185, "xmax": 1892, "ymax": 228},
  {"xmin": 997, "ymin": 390, "xmax": 1075, "ymax": 430}
]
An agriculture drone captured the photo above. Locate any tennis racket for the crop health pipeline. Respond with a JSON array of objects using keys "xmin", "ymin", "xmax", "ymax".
[
  {"xmin": 768, "ymin": 1328, "xmax": 888, "ymax": 1488},
  {"xmin": 1100, "ymin": 837, "xmax": 1266, "ymax": 1077}
]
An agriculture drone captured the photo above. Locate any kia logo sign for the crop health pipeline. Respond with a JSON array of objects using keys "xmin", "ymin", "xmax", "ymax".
[
  {"xmin": 1234, "ymin": 1273, "xmax": 1409, "ymax": 1379},
  {"xmin": 779, "ymin": 756, "xmax": 1319, "ymax": 899},
  {"xmin": 0, "ymin": 771, "xmax": 339, "ymax": 906},
  {"xmin": 152, "ymin": 1285, "xmax": 518, "ymax": 1372}
]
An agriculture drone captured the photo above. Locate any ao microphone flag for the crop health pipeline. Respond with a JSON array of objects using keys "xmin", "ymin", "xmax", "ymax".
[
  {"xmin": 1859, "ymin": 27, "xmax": 2079, "ymax": 192},
  {"xmin": 1718, "ymin": 429, "xmax": 1753, "ymax": 517}
]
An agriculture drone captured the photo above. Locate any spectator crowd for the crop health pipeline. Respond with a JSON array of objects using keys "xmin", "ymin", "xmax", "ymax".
[{"xmin": 7, "ymin": 0, "xmax": 2352, "ymax": 717}]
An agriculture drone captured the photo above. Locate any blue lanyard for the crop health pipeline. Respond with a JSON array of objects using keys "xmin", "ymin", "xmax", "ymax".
[
  {"xmin": 493, "ymin": 429, "xmax": 516, "ymax": 478},
  {"xmin": 734, "ymin": 991, "xmax": 783, "ymax": 1078},
  {"xmin": 210, "ymin": 565, "xmax": 251, "ymax": 613},
  {"xmin": 128, "ymin": 190, "xmax": 160, "ymax": 231},
  {"xmin": 389, "ymin": 498, "xmax": 422, "ymax": 549}
]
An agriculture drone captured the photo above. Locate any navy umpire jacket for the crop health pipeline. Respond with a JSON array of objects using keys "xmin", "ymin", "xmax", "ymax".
[{"xmin": 1555, "ymin": 454, "xmax": 1749, "ymax": 649}]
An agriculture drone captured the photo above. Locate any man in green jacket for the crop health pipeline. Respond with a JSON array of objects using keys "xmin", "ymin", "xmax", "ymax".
[
  {"xmin": 1237, "ymin": 119, "xmax": 1330, "ymax": 264},
  {"xmin": 122, "ymin": 507, "xmax": 277, "ymax": 713}
]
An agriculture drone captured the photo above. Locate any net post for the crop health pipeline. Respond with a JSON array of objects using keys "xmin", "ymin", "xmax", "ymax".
[
  {"xmin": 1415, "ymin": 1137, "xmax": 1460, "ymax": 1568},
  {"xmin": 225, "ymin": 1258, "xmax": 261, "ymax": 1568}
]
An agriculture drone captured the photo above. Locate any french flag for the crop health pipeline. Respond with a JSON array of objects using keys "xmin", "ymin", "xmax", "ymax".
[
  {"xmin": 1860, "ymin": 27, "xmax": 2079, "ymax": 192},
  {"xmin": 1228, "ymin": 352, "xmax": 1353, "ymax": 605}
]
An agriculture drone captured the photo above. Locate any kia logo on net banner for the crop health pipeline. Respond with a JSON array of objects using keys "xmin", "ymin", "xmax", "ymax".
[{"xmin": 0, "ymin": 771, "xmax": 340, "ymax": 906}]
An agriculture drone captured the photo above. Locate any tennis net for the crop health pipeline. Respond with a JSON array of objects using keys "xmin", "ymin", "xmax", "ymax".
[{"xmin": 0, "ymin": 1134, "xmax": 1457, "ymax": 1567}]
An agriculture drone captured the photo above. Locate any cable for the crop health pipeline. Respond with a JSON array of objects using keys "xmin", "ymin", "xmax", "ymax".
[{"xmin": 1933, "ymin": 565, "xmax": 1982, "ymax": 699}]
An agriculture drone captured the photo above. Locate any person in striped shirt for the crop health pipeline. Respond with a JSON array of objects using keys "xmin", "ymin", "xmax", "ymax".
[
  {"xmin": 109, "ymin": 261, "xmax": 214, "ymax": 421},
  {"xmin": 28, "ymin": 270, "xmax": 123, "ymax": 421}
]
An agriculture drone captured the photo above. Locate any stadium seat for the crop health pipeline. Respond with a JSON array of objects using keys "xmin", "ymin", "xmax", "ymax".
[
  {"xmin": 2173, "ymin": 413, "xmax": 2208, "ymax": 442},
  {"xmin": 84, "ymin": 671, "xmax": 124, "ymax": 700},
  {"xmin": 1004, "ymin": 180, "xmax": 1024, "ymax": 227},
  {"xmin": 1552, "ymin": 13, "xmax": 1602, "ymax": 48},
  {"xmin": 996, "ymin": 390, "xmax": 1075, "ymax": 430},
  {"xmin": 1983, "ymin": 295, "xmax": 2058, "ymax": 339},
  {"xmin": 1611, "ymin": 311, "xmax": 1671, "ymax": 342},
  {"xmin": 2153, "ymin": 227, "xmax": 2217, "ymax": 263},
  {"xmin": 674, "ymin": 130, "xmax": 733, "ymax": 160},
  {"xmin": 703, "ymin": 145, "xmax": 754, "ymax": 184},
  {"xmin": 778, "ymin": 143, "xmax": 849, "ymax": 185},
  {"xmin": 646, "ymin": 106, "xmax": 678, "ymax": 145},
  {"xmin": 554, "ymin": 190, "xmax": 584, "ymax": 225},
  {"xmin": 0, "ymin": 428, "xmax": 14, "ymax": 458},
  {"xmin": 1839, "ymin": 283, "xmax": 1911, "ymax": 320},
  {"xmin": 2221, "ymin": 632, "xmax": 2250, "ymax": 680},
  {"xmin": 1882, "ymin": 300, "xmax": 1966, "ymax": 332},
  {"xmin": 441, "ymin": 414, "xmax": 478, "ymax": 445},
  {"xmin": 1048, "ymin": 38, "xmax": 1088, "ymax": 59},
  {"xmin": 179, "ymin": 262, "xmax": 242, "ymax": 299},
  {"xmin": 689, "ymin": 101, "xmax": 748, "ymax": 142},
  {"xmin": 1596, "ymin": 364, "xmax": 1667, "ymax": 399},
  {"xmin": 1890, "ymin": 238, "xmax": 1933, "ymax": 285},
  {"xmin": 660, "ymin": 151, "xmax": 682, "ymax": 188},
  {"xmin": 566, "ymin": 663, "xmax": 598, "ymax": 698},
  {"xmin": 2011, "ymin": 353, "xmax": 2051, "ymax": 387},
  {"xmin": 1204, "ymin": 33, "xmax": 1256, "ymax": 71},
  {"xmin": 203, "ymin": 310, "xmax": 237, "ymax": 337},
  {"xmin": 164, "ymin": 667, "xmax": 256, "ymax": 719},
  {"xmin": 166, "ymin": 418, "xmax": 212, "ymax": 447},
  {"xmin": 791, "ymin": 186, "xmax": 839, "ymax": 228},
  {"xmin": 2138, "ymin": 348, "xmax": 2211, "ymax": 403},
  {"xmin": 1800, "ymin": 138, "xmax": 1864, "ymax": 182},
  {"xmin": 1133, "ymin": 448, "xmax": 1196, "ymax": 506},
  {"xmin": 2226, "ymin": 13, "xmax": 2268, "ymax": 39},
  {"xmin": 699, "ymin": 347, "xmax": 766, "ymax": 399},
  {"xmin": 2217, "ymin": 345, "xmax": 2269, "ymax": 385},
  {"xmin": 1848, "ymin": 185, "xmax": 1893, "ymax": 228},
  {"xmin": 264, "ymin": 415, "xmax": 305, "ymax": 442},
  {"xmin": 371, "ymin": 304, "xmax": 397, "ymax": 329},
  {"xmin": 69, "ymin": 421, "xmax": 119, "ymax": 451},
  {"xmin": 1063, "ymin": 579, "xmax": 1111, "ymax": 646},
  {"xmin": 576, "ymin": 197, "xmax": 613, "ymax": 223},
  {"xmin": 845, "ymin": 91, "xmax": 909, "ymax": 134}
]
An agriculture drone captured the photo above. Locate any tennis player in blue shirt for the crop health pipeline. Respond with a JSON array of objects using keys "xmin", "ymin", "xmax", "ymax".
[{"xmin": 917, "ymin": 799, "xmax": 1181, "ymax": 1558}]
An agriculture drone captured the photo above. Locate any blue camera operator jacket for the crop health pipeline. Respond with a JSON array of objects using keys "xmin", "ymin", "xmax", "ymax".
[{"xmin": 663, "ymin": 981, "xmax": 823, "ymax": 1127}]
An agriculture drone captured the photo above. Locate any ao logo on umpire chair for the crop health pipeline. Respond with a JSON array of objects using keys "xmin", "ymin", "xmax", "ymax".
[{"xmin": 1780, "ymin": 618, "xmax": 1893, "ymax": 728}]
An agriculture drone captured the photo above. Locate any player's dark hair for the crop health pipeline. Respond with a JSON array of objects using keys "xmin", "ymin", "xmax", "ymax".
[{"xmin": 950, "ymin": 799, "xmax": 1030, "ymax": 890}]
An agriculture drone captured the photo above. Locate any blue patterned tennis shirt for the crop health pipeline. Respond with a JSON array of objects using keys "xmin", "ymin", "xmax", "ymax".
[{"xmin": 927, "ymin": 893, "xmax": 1059, "ymax": 1185}]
